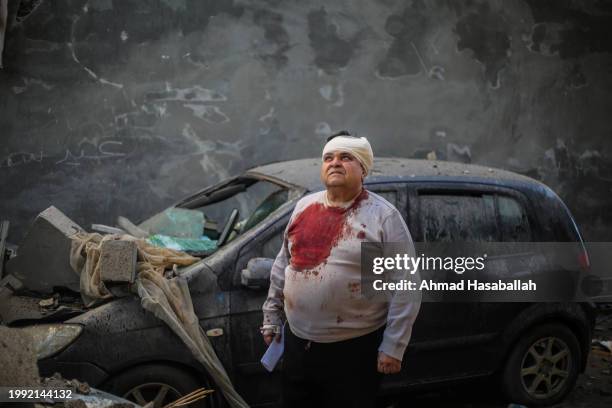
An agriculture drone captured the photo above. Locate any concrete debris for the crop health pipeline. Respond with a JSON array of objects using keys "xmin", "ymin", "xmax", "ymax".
[
  {"xmin": 64, "ymin": 400, "xmax": 88, "ymax": 408},
  {"xmin": 0, "ymin": 325, "xmax": 40, "ymax": 387},
  {"xmin": 0, "ymin": 274, "xmax": 23, "ymax": 298},
  {"xmin": 41, "ymin": 372, "xmax": 90, "ymax": 395},
  {"xmin": 72, "ymin": 379, "xmax": 91, "ymax": 395},
  {"xmin": 6, "ymin": 206, "xmax": 83, "ymax": 294},
  {"xmin": 39, "ymin": 295, "xmax": 57, "ymax": 308},
  {"xmin": 100, "ymin": 240, "xmax": 137, "ymax": 283},
  {"xmin": 0, "ymin": 326, "xmax": 137, "ymax": 407},
  {"xmin": 117, "ymin": 216, "xmax": 148, "ymax": 238},
  {"xmin": 42, "ymin": 372, "xmax": 139, "ymax": 408},
  {"xmin": 91, "ymin": 224, "xmax": 126, "ymax": 235},
  {"xmin": 592, "ymin": 339, "xmax": 612, "ymax": 353}
]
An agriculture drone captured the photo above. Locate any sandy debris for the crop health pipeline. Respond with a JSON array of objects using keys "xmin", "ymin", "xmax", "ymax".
[{"xmin": 0, "ymin": 325, "xmax": 40, "ymax": 386}]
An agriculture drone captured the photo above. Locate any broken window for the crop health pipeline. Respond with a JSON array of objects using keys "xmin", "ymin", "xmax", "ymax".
[{"xmin": 139, "ymin": 177, "xmax": 290, "ymax": 253}]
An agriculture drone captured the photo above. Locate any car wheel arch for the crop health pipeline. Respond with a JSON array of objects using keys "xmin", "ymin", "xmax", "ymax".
[
  {"xmin": 500, "ymin": 322, "xmax": 582, "ymax": 406},
  {"xmin": 497, "ymin": 305, "xmax": 590, "ymax": 374},
  {"xmin": 102, "ymin": 360, "xmax": 216, "ymax": 393}
]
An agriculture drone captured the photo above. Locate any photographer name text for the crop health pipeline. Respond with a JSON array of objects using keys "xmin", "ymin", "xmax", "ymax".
[{"xmin": 372, "ymin": 279, "xmax": 537, "ymax": 291}]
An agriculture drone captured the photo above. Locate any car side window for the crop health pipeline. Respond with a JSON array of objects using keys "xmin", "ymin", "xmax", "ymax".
[
  {"xmin": 498, "ymin": 195, "xmax": 531, "ymax": 242},
  {"xmin": 419, "ymin": 193, "xmax": 497, "ymax": 242}
]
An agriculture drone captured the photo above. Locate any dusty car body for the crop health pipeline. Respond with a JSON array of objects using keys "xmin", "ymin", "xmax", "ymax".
[{"xmin": 1, "ymin": 158, "xmax": 597, "ymax": 407}]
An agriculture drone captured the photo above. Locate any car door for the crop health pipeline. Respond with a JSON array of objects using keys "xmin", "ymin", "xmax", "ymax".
[
  {"xmin": 228, "ymin": 208, "xmax": 291, "ymax": 407},
  {"xmin": 385, "ymin": 183, "xmax": 499, "ymax": 386}
]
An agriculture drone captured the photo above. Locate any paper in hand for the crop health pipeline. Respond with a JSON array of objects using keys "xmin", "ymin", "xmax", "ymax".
[{"xmin": 261, "ymin": 323, "xmax": 285, "ymax": 372}]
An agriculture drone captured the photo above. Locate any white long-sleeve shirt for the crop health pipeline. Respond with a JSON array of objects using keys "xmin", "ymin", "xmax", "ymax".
[{"xmin": 262, "ymin": 189, "xmax": 421, "ymax": 361}]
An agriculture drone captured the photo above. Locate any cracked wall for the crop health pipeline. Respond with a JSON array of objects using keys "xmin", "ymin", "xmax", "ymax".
[{"xmin": 0, "ymin": 0, "xmax": 611, "ymax": 242}]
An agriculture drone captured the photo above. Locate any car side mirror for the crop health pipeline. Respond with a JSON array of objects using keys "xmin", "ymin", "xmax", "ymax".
[{"xmin": 241, "ymin": 257, "xmax": 274, "ymax": 290}]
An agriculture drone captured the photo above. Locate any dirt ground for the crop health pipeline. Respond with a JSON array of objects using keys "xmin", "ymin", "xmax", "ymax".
[{"xmin": 391, "ymin": 311, "xmax": 612, "ymax": 408}]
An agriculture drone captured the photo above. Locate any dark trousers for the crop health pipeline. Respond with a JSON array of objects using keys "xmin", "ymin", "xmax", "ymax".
[{"xmin": 281, "ymin": 324, "xmax": 384, "ymax": 408}]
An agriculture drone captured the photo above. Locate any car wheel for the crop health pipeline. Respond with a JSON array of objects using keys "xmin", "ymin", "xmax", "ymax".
[
  {"xmin": 501, "ymin": 323, "xmax": 581, "ymax": 406},
  {"xmin": 105, "ymin": 364, "xmax": 219, "ymax": 408}
]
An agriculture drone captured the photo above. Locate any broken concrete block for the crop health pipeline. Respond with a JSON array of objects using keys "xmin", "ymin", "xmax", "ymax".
[
  {"xmin": 99, "ymin": 240, "xmax": 137, "ymax": 283},
  {"xmin": 0, "ymin": 326, "xmax": 40, "ymax": 387},
  {"xmin": 6, "ymin": 206, "xmax": 83, "ymax": 294}
]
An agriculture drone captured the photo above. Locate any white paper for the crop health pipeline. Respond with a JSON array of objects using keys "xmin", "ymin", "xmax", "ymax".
[{"xmin": 260, "ymin": 323, "xmax": 285, "ymax": 372}]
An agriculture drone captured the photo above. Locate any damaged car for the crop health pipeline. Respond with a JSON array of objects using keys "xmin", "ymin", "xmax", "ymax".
[{"xmin": 0, "ymin": 158, "xmax": 598, "ymax": 407}]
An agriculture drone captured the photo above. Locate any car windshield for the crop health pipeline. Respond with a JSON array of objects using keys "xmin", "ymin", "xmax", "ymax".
[{"xmin": 137, "ymin": 177, "xmax": 292, "ymax": 255}]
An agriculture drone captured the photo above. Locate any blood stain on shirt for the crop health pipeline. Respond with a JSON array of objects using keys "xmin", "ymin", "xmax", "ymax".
[
  {"xmin": 288, "ymin": 190, "xmax": 368, "ymax": 271},
  {"xmin": 357, "ymin": 231, "xmax": 366, "ymax": 239}
]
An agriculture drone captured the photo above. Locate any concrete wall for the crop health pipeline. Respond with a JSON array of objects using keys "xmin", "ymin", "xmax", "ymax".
[{"xmin": 1, "ymin": 0, "xmax": 611, "ymax": 242}]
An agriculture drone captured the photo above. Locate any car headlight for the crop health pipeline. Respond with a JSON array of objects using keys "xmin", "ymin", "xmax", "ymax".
[{"xmin": 19, "ymin": 324, "xmax": 83, "ymax": 360}]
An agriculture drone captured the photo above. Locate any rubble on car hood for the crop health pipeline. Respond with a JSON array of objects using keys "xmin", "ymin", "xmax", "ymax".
[
  {"xmin": 0, "ymin": 325, "xmax": 140, "ymax": 408},
  {"xmin": 5, "ymin": 206, "xmax": 84, "ymax": 295}
]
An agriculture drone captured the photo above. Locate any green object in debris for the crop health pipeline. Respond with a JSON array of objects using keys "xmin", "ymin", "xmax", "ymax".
[
  {"xmin": 147, "ymin": 234, "xmax": 217, "ymax": 253},
  {"xmin": 139, "ymin": 208, "xmax": 205, "ymax": 239}
]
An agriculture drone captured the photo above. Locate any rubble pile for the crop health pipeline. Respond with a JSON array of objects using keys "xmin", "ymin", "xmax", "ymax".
[
  {"xmin": 1, "ymin": 206, "xmax": 246, "ymax": 408},
  {"xmin": 0, "ymin": 325, "xmax": 40, "ymax": 387}
]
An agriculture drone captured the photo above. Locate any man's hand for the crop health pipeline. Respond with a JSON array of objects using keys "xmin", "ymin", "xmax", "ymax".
[
  {"xmin": 377, "ymin": 352, "xmax": 401, "ymax": 374},
  {"xmin": 262, "ymin": 328, "xmax": 282, "ymax": 345}
]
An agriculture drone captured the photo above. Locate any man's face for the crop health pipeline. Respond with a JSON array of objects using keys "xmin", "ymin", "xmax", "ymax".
[{"xmin": 320, "ymin": 150, "xmax": 364, "ymax": 190}]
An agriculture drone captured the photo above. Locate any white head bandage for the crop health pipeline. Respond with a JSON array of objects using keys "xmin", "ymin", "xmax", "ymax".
[{"xmin": 322, "ymin": 136, "xmax": 374, "ymax": 176}]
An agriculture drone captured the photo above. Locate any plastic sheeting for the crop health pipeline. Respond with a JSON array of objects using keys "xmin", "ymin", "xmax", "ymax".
[
  {"xmin": 147, "ymin": 234, "xmax": 217, "ymax": 253},
  {"xmin": 70, "ymin": 233, "xmax": 249, "ymax": 408},
  {"xmin": 137, "ymin": 272, "xmax": 248, "ymax": 408}
]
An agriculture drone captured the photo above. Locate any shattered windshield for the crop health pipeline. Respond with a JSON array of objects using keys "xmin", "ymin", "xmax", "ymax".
[{"xmin": 138, "ymin": 178, "xmax": 292, "ymax": 255}]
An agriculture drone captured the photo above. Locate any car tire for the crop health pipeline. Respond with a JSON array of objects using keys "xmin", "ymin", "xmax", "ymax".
[
  {"xmin": 104, "ymin": 364, "xmax": 220, "ymax": 408},
  {"xmin": 501, "ymin": 323, "xmax": 581, "ymax": 407}
]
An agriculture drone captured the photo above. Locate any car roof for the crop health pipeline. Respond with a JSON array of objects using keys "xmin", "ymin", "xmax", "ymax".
[{"xmin": 246, "ymin": 157, "xmax": 545, "ymax": 192}]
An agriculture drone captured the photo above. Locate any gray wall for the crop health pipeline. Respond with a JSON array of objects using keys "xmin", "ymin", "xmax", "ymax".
[{"xmin": 1, "ymin": 0, "xmax": 611, "ymax": 243}]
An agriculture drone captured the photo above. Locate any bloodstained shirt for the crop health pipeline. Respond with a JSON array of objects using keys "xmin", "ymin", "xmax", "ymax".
[{"xmin": 262, "ymin": 189, "xmax": 421, "ymax": 361}]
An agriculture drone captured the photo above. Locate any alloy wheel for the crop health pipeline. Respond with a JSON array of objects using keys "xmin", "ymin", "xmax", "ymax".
[
  {"xmin": 124, "ymin": 382, "xmax": 182, "ymax": 408},
  {"xmin": 520, "ymin": 336, "xmax": 571, "ymax": 399}
]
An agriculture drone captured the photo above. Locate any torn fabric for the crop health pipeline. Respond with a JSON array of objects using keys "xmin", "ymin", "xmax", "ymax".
[
  {"xmin": 69, "ymin": 233, "xmax": 200, "ymax": 307},
  {"xmin": 137, "ymin": 273, "xmax": 249, "ymax": 408},
  {"xmin": 70, "ymin": 233, "xmax": 248, "ymax": 408}
]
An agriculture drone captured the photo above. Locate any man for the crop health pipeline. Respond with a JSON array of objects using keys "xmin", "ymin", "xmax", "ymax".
[{"xmin": 261, "ymin": 132, "xmax": 420, "ymax": 408}]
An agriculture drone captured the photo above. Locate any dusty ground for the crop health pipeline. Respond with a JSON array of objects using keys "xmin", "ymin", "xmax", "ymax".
[
  {"xmin": 558, "ymin": 311, "xmax": 612, "ymax": 408},
  {"xmin": 391, "ymin": 311, "xmax": 612, "ymax": 408}
]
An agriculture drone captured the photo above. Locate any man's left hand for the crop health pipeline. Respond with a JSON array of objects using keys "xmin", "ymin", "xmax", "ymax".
[{"xmin": 377, "ymin": 352, "xmax": 401, "ymax": 374}]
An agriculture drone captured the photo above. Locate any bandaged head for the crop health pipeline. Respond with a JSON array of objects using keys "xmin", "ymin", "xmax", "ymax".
[{"xmin": 322, "ymin": 135, "xmax": 374, "ymax": 176}]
